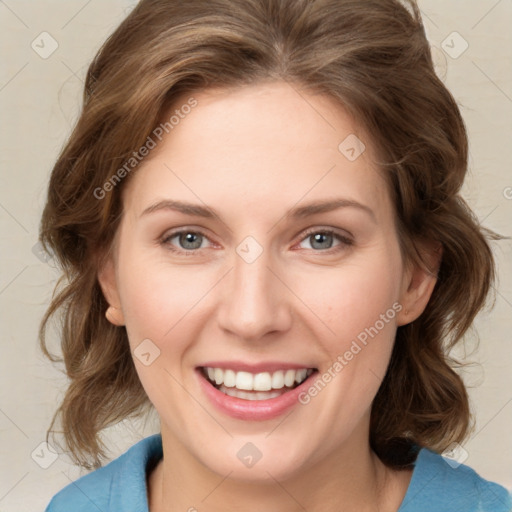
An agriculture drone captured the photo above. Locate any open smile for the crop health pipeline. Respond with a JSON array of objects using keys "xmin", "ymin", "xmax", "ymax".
[{"xmin": 196, "ymin": 364, "xmax": 319, "ymax": 420}]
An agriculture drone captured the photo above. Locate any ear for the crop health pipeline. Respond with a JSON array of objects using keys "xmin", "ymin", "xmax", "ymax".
[
  {"xmin": 396, "ymin": 241, "xmax": 442, "ymax": 327},
  {"xmin": 97, "ymin": 254, "xmax": 126, "ymax": 326}
]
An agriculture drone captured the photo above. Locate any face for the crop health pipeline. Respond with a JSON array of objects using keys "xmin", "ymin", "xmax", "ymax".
[{"xmin": 99, "ymin": 81, "xmax": 437, "ymax": 482}]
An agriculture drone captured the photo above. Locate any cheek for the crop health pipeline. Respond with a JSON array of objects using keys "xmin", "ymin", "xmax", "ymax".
[
  {"xmin": 115, "ymin": 254, "xmax": 215, "ymax": 415},
  {"xmin": 292, "ymin": 255, "xmax": 402, "ymax": 430},
  {"xmin": 292, "ymin": 250, "xmax": 402, "ymax": 347},
  {"xmin": 116, "ymin": 245, "xmax": 222, "ymax": 369}
]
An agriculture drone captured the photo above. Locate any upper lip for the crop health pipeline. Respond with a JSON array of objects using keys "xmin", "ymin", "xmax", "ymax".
[{"xmin": 198, "ymin": 361, "xmax": 317, "ymax": 373}]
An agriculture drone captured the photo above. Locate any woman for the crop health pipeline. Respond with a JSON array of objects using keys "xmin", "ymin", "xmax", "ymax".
[{"xmin": 39, "ymin": 0, "xmax": 512, "ymax": 510}]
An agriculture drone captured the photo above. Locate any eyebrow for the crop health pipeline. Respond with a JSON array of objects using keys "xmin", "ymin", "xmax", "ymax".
[{"xmin": 140, "ymin": 198, "xmax": 376, "ymax": 222}]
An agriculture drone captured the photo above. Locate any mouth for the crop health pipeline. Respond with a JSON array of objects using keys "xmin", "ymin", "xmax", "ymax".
[{"xmin": 199, "ymin": 366, "xmax": 318, "ymax": 401}]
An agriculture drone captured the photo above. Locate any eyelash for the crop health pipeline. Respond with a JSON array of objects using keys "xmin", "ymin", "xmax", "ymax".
[{"xmin": 160, "ymin": 227, "xmax": 354, "ymax": 256}]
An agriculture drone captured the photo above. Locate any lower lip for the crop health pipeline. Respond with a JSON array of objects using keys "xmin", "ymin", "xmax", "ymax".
[{"xmin": 196, "ymin": 368, "xmax": 317, "ymax": 421}]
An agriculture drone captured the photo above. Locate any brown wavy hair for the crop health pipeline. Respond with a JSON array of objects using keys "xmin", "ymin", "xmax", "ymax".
[{"xmin": 39, "ymin": 0, "xmax": 503, "ymax": 470}]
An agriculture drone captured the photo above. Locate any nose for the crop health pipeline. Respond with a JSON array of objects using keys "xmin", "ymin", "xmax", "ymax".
[{"xmin": 216, "ymin": 247, "xmax": 292, "ymax": 342}]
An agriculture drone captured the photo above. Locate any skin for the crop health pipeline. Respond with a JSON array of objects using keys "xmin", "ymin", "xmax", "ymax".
[{"xmin": 98, "ymin": 81, "xmax": 440, "ymax": 512}]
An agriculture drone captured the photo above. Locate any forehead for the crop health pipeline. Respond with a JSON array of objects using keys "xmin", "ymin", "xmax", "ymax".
[{"xmin": 122, "ymin": 81, "xmax": 392, "ymax": 221}]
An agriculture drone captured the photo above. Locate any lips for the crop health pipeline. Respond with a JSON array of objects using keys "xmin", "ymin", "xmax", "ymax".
[{"xmin": 196, "ymin": 363, "xmax": 318, "ymax": 421}]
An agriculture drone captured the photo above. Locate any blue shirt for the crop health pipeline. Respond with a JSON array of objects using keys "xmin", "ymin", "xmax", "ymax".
[{"xmin": 45, "ymin": 434, "xmax": 512, "ymax": 511}]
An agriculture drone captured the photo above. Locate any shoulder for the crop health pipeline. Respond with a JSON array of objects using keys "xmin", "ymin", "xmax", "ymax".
[
  {"xmin": 399, "ymin": 447, "xmax": 512, "ymax": 512},
  {"xmin": 45, "ymin": 434, "xmax": 163, "ymax": 512}
]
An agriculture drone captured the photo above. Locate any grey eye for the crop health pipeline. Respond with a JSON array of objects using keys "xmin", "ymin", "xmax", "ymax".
[
  {"xmin": 309, "ymin": 232, "xmax": 334, "ymax": 250},
  {"xmin": 177, "ymin": 232, "xmax": 204, "ymax": 250},
  {"xmin": 299, "ymin": 231, "xmax": 341, "ymax": 251}
]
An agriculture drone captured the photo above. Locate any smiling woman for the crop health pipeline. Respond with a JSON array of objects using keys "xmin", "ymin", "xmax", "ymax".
[{"xmin": 38, "ymin": 1, "xmax": 511, "ymax": 511}]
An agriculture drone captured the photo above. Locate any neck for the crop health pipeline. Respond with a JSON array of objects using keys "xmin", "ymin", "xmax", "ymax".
[{"xmin": 148, "ymin": 424, "xmax": 412, "ymax": 512}]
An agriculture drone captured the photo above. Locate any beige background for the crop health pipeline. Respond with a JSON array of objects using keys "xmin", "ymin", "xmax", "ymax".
[{"xmin": 0, "ymin": 1, "xmax": 511, "ymax": 510}]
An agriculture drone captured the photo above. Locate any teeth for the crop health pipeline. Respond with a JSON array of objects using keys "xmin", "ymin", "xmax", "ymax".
[
  {"xmin": 271, "ymin": 370, "xmax": 285, "ymax": 389},
  {"xmin": 214, "ymin": 368, "xmax": 223, "ymax": 386},
  {"xmin": 224, "ymin": 369, "xmax": 236, "ymax": 388},
  {"xmin": 203, "ymin": 367, "xmax": 314, "ymax": 391},
  {"xmin": 253, "ymin": 372, "xmax": 272, "ymax": 391},
  {"xmin": 284, "ymin": 369, "xmax": 296, "ymax": 387},
  {"xmin": 295, "ymin": 368, "xmax": 308, "ymax": 383},
  {"xmin": 219, "ymin": 385, "xmax": 284, "ymax": 400},
  {"xmin": 236, "ymin": 371, "xmax": 254, "ymax": 390}
]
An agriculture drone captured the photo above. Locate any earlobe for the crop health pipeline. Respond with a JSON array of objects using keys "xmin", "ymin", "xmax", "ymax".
[
  {"xmin": 97, "ymin": 255, "xmax": 126, "ymax": 326},
  {"xmin": 105, "ymin": 305, "xmax": 125, "ymax": 327},
  {"xmin": 396, "ymin": 242, "xmax": 442, "ymax": 326}
]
